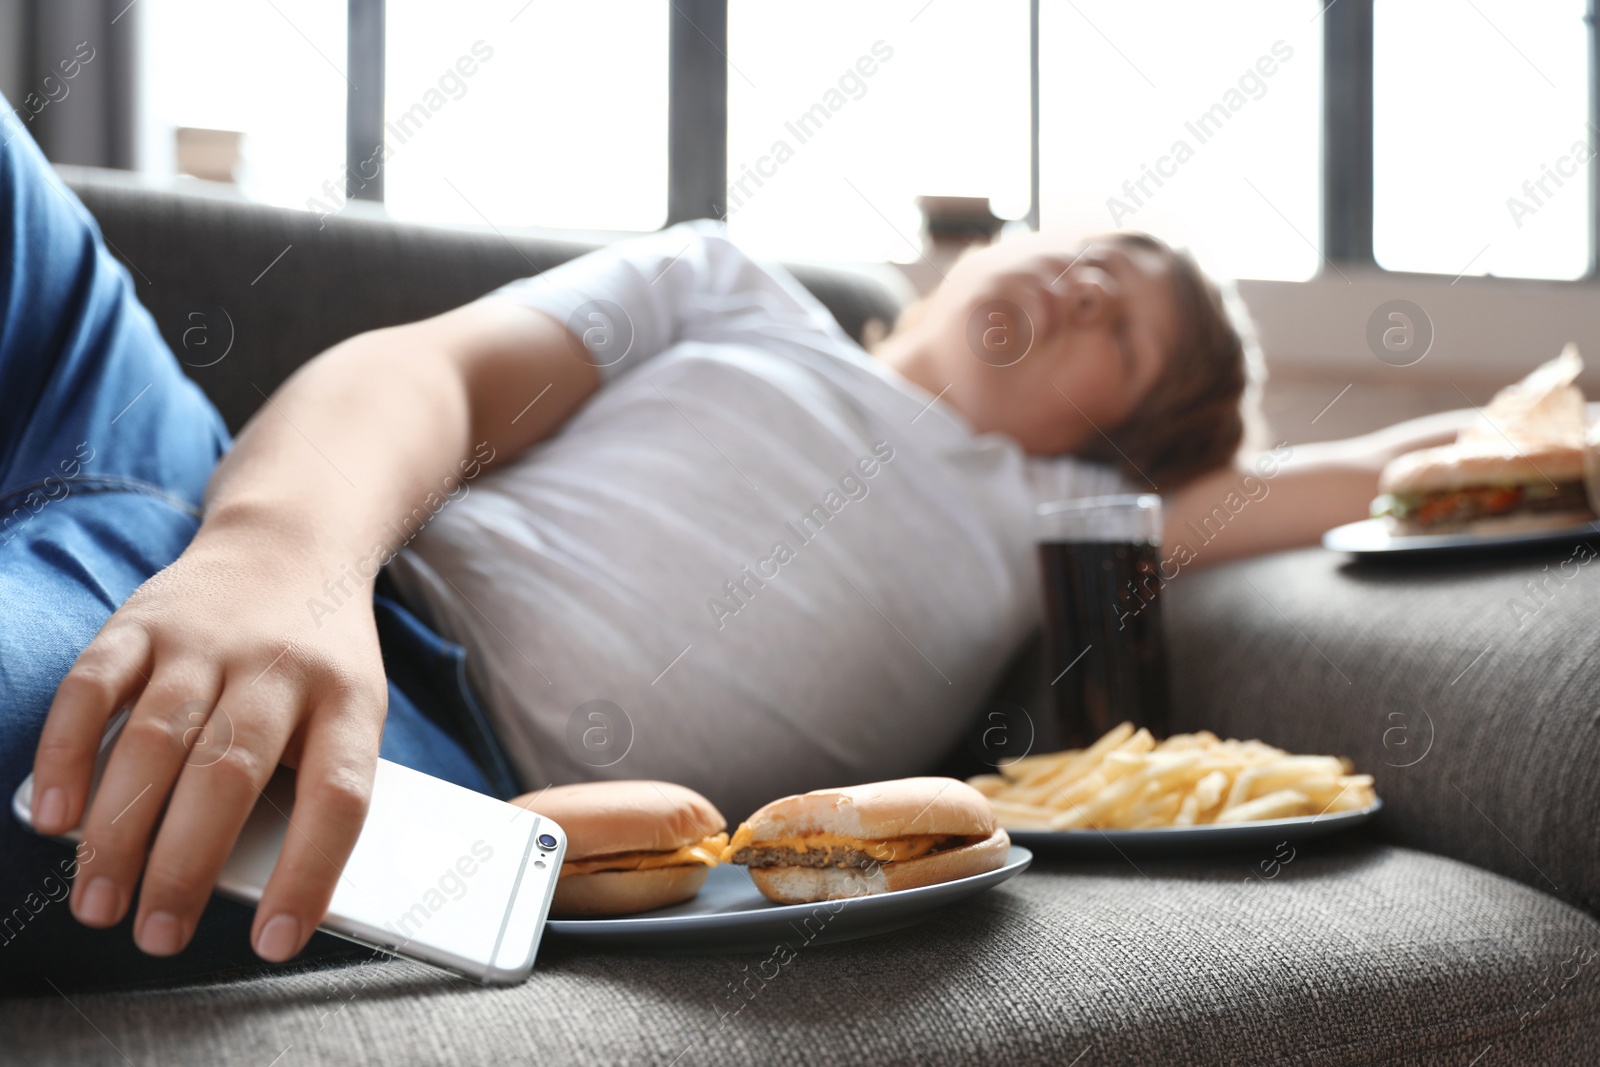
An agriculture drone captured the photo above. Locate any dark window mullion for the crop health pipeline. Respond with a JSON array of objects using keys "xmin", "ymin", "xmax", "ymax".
[
  {"xmin": 666, "ymin": 0, "xmax": 728, "ymax": 226},
  {"xmin": 1322, "ymin": 0, "xmax": 1374, "ymax": 267},
  {"xmin": 1589, "ymin": 0, "xmax": 1599, "ymax": 277},
  {"xmin": 1027, "ymin": 0, "xmax": 1040, "ymax": 232},
  {"xmin": 346, "ymin": 0, "xmax": 385, "ymax": 203}
]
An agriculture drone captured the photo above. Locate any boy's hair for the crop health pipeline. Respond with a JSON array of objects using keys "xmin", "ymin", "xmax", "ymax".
[{"xmin": 1075, "ymin": 232, "xmax": 1262, "ymax": 492}]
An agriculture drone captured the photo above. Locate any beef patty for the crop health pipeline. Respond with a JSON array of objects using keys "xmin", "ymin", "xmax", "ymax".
[{"xmin": 731, "ymin": 837, "xmax": 962, "ymax": 870}]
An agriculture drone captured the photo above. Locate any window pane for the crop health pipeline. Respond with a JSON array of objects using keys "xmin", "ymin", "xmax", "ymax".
[
  {"xmin": 141, "ymin": 0, "xmax": 345, "ymax": 207},
  {"xmin": 1374, "ymin": 0, "xmax": 1589, "ymax": 280},
  {"xmin": 1040, "ymin": 1, "xmax": 1322, "ymax": 281},
  {"xmin": 382, "ymin": 1, "xmax": 667, "ymax": 232},
  {"xmin": 726, "ymin": 0, "xmax": 1030, "ymax": 262}
]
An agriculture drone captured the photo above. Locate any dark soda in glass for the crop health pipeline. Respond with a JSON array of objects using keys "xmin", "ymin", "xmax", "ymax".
[{"xmin": 1036, "ymin": 511, "xmax": 1172, "ymax": 747}]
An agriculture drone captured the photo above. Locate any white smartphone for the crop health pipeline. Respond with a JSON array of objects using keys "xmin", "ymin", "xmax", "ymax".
[{"xmin": 11, "ymin": 708, "xmax": 565, "ymax": 985}]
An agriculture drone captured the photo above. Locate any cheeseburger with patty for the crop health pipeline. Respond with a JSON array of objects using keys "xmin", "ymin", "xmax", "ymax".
[
  {"xmin": 513, "ymin": 780, "xmax": 728, "ymax": 916},
  {"xmin": 721, "ymin": 777, "xmax": 1010, "ymax": 904}
]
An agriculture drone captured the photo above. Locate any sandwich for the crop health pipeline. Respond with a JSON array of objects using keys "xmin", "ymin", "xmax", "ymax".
[
  {"xmin": 1371, "ymin": 442, "xmax": 1594, "ymax": 535},
  {"xmin": 720, "ymin": 777, "xmax": 1010, "ymax": 904},
  {"xmin": 513, "ymin": 780, "xmax": 728, "ymax": 916},
  {"xmin": 1371, "ymin": 344, "xmax": 1598, "ymax": 535}
]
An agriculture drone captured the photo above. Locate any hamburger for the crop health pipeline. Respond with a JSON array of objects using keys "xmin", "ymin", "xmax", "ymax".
[
  {"xmin": 720, "ymin": 777, "xmax": 1010, "ymax": 904},
  {"xmin": 513, "ymin": 780, "xmax": 728, "ymax": 916},
  {"xmin": 1371, "ymin": 344, "xmax": 1598, "ymax": 535}
]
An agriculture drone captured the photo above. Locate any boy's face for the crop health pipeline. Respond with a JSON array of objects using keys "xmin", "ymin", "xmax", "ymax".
[{"xmin": 919, "ymin": 231, "xmax": 1180, "ymax": 456}]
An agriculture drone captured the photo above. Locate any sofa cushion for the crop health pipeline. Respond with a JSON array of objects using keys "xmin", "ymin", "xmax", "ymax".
[
  {"xmin": 6, "ymin": 843, "xmax": 1597, "ymax": 1065},
  {"xmin": 1164, "ymin": 544, "xmax": 1600, "ymax": 918},
  {"xmin": 59, "ymin": 167, "xmax": 906, "ymax": 434}
]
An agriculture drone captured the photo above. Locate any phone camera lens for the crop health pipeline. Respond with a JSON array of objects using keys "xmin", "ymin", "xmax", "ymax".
[{"xmin": 537, "ymin": 833, "xmax": 557, "ymax": 850}]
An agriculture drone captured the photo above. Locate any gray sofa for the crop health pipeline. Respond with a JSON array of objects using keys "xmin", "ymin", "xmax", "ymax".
[{"xmin": 3, "ymin": 168, "xmax": 1597, "ymax": 1065}]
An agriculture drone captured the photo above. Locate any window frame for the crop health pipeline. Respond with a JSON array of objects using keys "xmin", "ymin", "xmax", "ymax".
[{"xmin": 339, "ymin": 0, "xmax": 1599, "ymax": 282}]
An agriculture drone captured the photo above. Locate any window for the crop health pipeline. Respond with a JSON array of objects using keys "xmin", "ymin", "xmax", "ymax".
[
  {"xmin": 382, "ymin": 1, "xmax": 668, "ymax": 232},
  {"xmin": 141, "ymin": 0, "xmax": 345, "ymax": 208},
  {"xmin": 725, "ymin": 0, "xmax": 1030, "ymax": 262},
  {"xmin": 1374, "ymin": 0, "xmax": 1590, "ymax": 280},
  {"xmin": 1039, "ymin": 0, "xmax": 1322, "ymax": 282},
  {"xmin": 133, "ymin": 2, "xmax": 1598, "ymax": 283}
]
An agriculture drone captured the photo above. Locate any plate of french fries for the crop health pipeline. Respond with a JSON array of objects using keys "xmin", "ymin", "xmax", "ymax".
[{"xmin": 966, "ymin": 723, "xmax": 1380, "ymax": 852}]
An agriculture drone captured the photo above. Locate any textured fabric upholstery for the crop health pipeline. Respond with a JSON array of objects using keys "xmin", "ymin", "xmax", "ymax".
[
  {"xmin": 1164, "ymin": 545, "xmax": 1600, "ymax": 917},
  {"xmin": 4, "ymin": 845, "xmax": 1597, "ymax": 1065},
  {"xmin": 60, "ymin": 167, "xmax": 907, "ymax": 435},
  {"xmin": 25, "ymin": 166, "xmax": 1600, "ymax": 1062}
]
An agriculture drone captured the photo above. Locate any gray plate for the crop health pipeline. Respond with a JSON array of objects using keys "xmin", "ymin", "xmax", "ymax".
[
  {"xmin": 1322, "ymin": 517, "xmax": 1600, "ymax": 556},
  {"xmin": 1007, "ymin": 801, "xmax": 1381, "ymax": 857},
  {"xmin": 544, "ymin": 846, "xmax": 1032, "ymax": 952}
]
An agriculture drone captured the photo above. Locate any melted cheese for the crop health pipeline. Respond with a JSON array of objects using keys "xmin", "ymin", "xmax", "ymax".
[
  {"xmin": 720, "ymin": 825, "xmax": 953, "ymax": 864},
  {"xmin": 560, "ymin": 833, "xmax": 728, "ymax": 877}
]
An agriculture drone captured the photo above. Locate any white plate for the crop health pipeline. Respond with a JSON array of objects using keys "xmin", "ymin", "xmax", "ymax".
[
  {"xmin": 544, "ymin": 845, "xmax": 1032, "ymax": 952},
  {"xmin": 1322, "ymin": 517, "xmax": 1600, "ymax": 556},
  {"xmin": 1006, "ymin": 801, "xmax": 1381, "ymax": 856}
]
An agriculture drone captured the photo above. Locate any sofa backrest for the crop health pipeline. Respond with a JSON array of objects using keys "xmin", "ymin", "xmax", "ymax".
[{"xmin": 62, "ymin": 166, "xmax": 906, "ymax": 434}]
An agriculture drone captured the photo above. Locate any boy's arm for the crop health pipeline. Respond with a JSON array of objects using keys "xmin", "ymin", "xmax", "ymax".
[
  {"xmin": 30, "ymin": 298, "xmax": 595, "ymax": 962},
  {"xmin": 1163, "ymin": 408, "xmax": 1476, "ymax": 566}
]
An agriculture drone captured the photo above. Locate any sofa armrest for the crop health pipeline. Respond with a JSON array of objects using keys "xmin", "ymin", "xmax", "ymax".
[{"xmin": 1165, "ymin": 543, "xmax": 1600, "ymax": 914}]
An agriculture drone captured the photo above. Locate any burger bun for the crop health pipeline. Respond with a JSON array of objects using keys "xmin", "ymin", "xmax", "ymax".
[
  {"xmin": 739, "ymin": 776, "xmax": 998, "ymax": 842},
  {"xmin": 1378, "ymin": 442, "xmax": 1586, "ymax": 496},
  {"xmin": 747, "ymin": 828, "xmax": 1011, "ymax": 904},
  {"xmin": 511, "ymin": 780, "xmax": 726, "ymax": 918},
  {"xmin": 552, "ymin": 865, "xmax": 712, "ymax": 917}
]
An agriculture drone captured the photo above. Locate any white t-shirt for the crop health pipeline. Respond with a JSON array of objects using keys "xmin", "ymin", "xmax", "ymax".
[{"xmin": 387, "ymin": 222, "xmax": 1140, "ymax": 818}]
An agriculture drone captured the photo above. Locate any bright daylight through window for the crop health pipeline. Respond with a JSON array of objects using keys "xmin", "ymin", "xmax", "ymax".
[
  {"xmin": 1039, "ymin": 0, "xmax": 1322, "ymax": 282},
  {"xmin": 136, "ymin": 0, "xmax": 1598, "ymax": 282},
  {"xmin": 1373, "ymin": 0, "xmax": 1590, "ymax": 280}
]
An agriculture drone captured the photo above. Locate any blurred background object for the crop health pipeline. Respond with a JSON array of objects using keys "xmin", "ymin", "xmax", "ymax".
[
  {"xmin": 174, "ymin": 126, "xmax": 243, "ymax": 183},
  {"xmin": 895, "ymin": 194, "xmax": 1007, "ymax": 293},
  {"xmin": 2, "ymin": 0, "xmax": 1598, "ymax": 445}
]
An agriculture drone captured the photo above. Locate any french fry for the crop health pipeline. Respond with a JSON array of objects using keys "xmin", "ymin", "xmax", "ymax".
[
  {"xmin": 1012, "ymin": 721, "xmax": 1132, "ymax": 788},
  {"xmin": 1314, "ymin": 775, "xmax": 1377, "ymax": 814},
  {"xmin": 1236, "ymin": 757, "xmax": 1348, "ymax": 799},
  {"xmin": 967, "ymin": 774, "xmax": 1009, "ymax": 798},
  {"xmin": 1017, "ymin": 733, "xmax": 1152, "ymax": 806},
  {"xmin": 1130, "ymin": 794, "xmax": 1184, "ymax": 829},
  {"xmin": 968, "ymin": 723, "xmax": 1378, "ymax": 831},
  {"xmin": 1051, "ymin": 770, "xmax": 1150, "ymax": 828},
  {"xmin": 1215, "ymin": 789, "xmax": 1312, "ymax": 824},
  {"xmin": 1190, "ymin": 769, "xmax": 1230, "ymax": 816},
  {"xmin": 1001, "ymin": 747, "xmax": 1074, "ymax": 784},
  {"xmin": 987, "ymin": 800, "xmax": 1060, "ymax": 828},
  {"xmin": 1160, "ymin": 731, "xmax": 1220, "ymax": 751}
]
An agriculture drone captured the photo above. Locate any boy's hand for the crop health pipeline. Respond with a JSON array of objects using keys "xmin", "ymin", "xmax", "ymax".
[
  {"xmin": 25, "ymin": 299, "xmax": 598, "ymax": 963},
  {"xmin": 28, "ymin": 514, "xmax": 387, "ymax": 962}
]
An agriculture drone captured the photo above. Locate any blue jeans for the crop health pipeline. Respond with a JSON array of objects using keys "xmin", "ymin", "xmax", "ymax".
[{"xmin": 0, "ymin": 102, "xmax": 518, "ymax": 993}]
